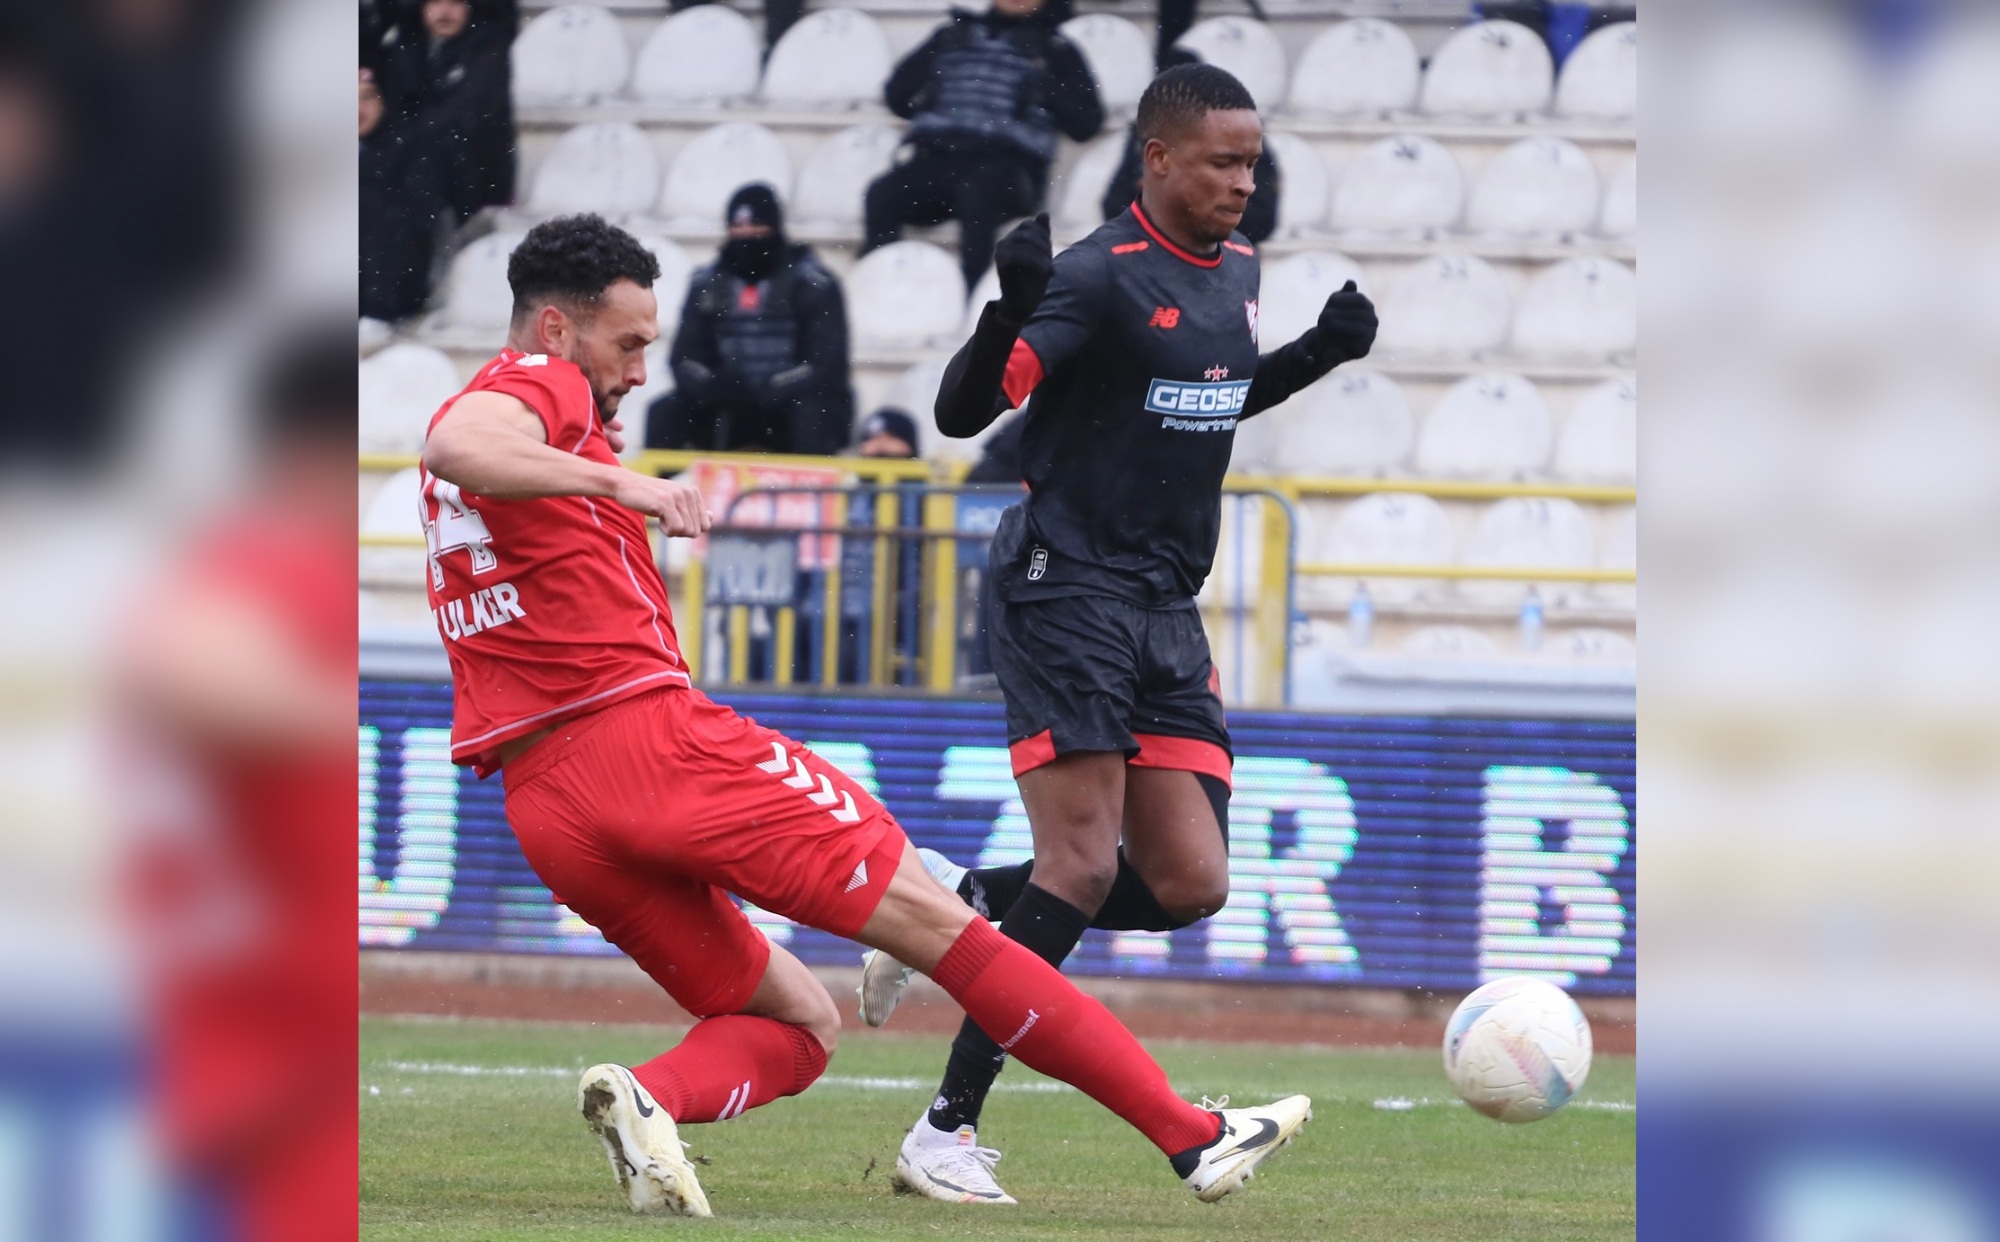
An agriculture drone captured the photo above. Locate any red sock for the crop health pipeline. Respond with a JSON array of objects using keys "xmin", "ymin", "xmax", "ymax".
[
  {"xmin": 930, "ymin": 919, "xmax": 1221, "ymax": 1157},
  {"xmin": 631, "ymin": 1015, "xmax": 828, "ymax": 1124}
]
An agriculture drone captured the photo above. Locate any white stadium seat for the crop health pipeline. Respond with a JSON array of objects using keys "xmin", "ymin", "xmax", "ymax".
[
  {"xmin": 1402, "ymin": 625, "xmax": 1498, "ymax": 656},
  {"xmin": 1420, "ymin": 20, "xmax": 1553, "ymax": 119},
  {"xmin": 359, "ymin": 316, "xmax": 393, "ymax": 355},
  {"xmin": 632, "ymin": 235, "xmax": 693, "ymax": 337},
  {"xmin": 527, "ymin": 122, "xmax": 660, "ymax": 217},
  {"xmin": 1328, "ymin": 134, "xmax": 1464, "ymax": 238},
  {"xmin": 1600, "ymin": 154, "xmax": 1637, "ymax": 237},
  {"xmin": 1512, "ymin": 257, "xmax": 1638, "ymax": 361},
  {"xmin": 1060, "ymin": 15, "xmax": 1155, "ymax": 114},
  {"xmin": 512, "ymin": 5, "xmax": 629, "ymax": 107},
  {"xmin": 1373, "ymin": 253, "xmax": 1513, "ymax": 360},
  {"xmin": 630, "ymin": 5, "xmax": 760, "ymax": 107},
  {"xmin": 1176, "ymin": 17, "xmax": 1289, "ymax": 111},
  {"xmin": 658, "ymin": 123, "xmax": 793, "ymax": 229},
  {"xmin": 1302, "ymin": 491, "xmax": 1456, "ymax": 607},
  {"xmin": 1263, "ymin": 132, "xmax": 1328, "ymax": 237},
  {"xmin": 761, "ymin": 9, "xmax": 893, "ymax": 108},
  {"xmin": 792, "ymin": 125, "xmax": 902, "ymax": 231},
  {"xmin": 359, "ymin": 343, "xmax": 461, "ymax": 455},
  {"xmin": 1554, "ymin": 377, "xmax": 1637, "ymax": 484},
  {"xmin": 1462, "ymin": 496, "xmax": 1595, "ymax": 607},
  {"xmin": 848, "ymin": 241, "xmax": 967, "ymax": 351},
  {"xmin": 1257, "ymin": 250, "xmax": 1365, "ymax": 352},
  {"xmin": 1055, "ymin": 132, "xmax": 1130, "ymax": 234},
  {"xmin": 1464, "ymin": 137, "xmax": 1600, "ymax": 239},
  {"xmin": 361, "ymin": 467, "xmax": 427, "ymax": 585},
  {"xmin": 1555, "ymin": 21, "xmax": 1637, "ymax": 121},
  {"xmin": 1286, "ymin": 19, "xmax": 1421, "ymax": 118},
  {"xmin": 432, "ymin": 232, "xmax": 525, "ymax": 333},
  {"xmin": 1416, "ymin": 373, "xmax": 1553, "ymax": 480},
  {"xmin": 1270, "ymin": 370, "xmax": 1415, "ymax": 476}
]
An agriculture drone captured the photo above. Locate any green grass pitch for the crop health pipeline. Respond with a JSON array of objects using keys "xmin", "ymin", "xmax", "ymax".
[{"xmin": 362, "ymin": 1014, "xmax": 1634, "ymax": 1241}]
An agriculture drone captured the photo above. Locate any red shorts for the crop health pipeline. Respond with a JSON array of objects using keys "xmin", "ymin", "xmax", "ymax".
[{"xmin": 501, "ymin": 687, "xmax": 906, "ymax": 1017}]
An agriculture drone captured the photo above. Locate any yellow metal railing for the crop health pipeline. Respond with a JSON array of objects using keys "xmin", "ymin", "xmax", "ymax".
[
  {"xmin": 364, "ymin": 455, "xmax": 1636, "ymax": 704},
  {"xmin": 1298, "ymin": 564, "xmax": 1636, "ymax": 583}
]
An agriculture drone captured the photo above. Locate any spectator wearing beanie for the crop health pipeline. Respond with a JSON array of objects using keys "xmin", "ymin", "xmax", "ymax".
[
  {"xmin": 862, "ymin": 0, "xmax": 1103, "ymax": 291},
  {"xmin": 648, "ymin": 185, "xmax": 856, "ymax": 456},
  {"xmin": 854, "ymin": 407, "xmax": 920, "ymax": 459}
]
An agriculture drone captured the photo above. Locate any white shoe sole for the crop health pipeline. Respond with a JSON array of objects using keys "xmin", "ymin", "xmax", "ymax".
[
  {"xmin": 1191, "ymin": 1097, "xmax": 1313, "ymax": 1204},
  {"xmin": 890, "ymin": 1154, "xmax": 1018, "ymax": 1205},
  {"xmin": 578, "ymin": 1064, "xmax": 712, "ymax": 1217}
]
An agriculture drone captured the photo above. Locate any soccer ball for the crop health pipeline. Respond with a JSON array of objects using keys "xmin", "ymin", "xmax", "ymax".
[{"xmin": 1442, "ymin": 977, "xmax": 1593, "ymax": 1123}]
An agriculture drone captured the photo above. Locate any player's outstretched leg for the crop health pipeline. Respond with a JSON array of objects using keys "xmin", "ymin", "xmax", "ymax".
[
  {"xmin": 858, "ymin": 847, "xmax": 966, "ymax": 1027},
  {"xmin": 858, "ymin": 840, "xmax": 1310, "ymax": 1205}
]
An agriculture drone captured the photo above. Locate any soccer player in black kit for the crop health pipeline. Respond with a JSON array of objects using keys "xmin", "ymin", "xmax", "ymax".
[{"xmin": 858, "ymin": 63, "xmax": 1379, "ymax": 1205}]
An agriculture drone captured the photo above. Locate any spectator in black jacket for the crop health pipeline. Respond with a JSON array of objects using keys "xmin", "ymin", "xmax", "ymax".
[
  {"xmin": 648, "ymin": 185, "xmax": 855, "ymax": 455},
  {"xmin": 1098, "ymin": 55, "xmax": 1279, "ymax": 243},
  {"xmin": 377, "ymin": 0, "xmax": 513, "ymax": 223},
  {"xmin": 862, "ymin": 0, "xmax": 1103, "ymax": 290},
  {"xmin": 359, "ymin": 69, "xmax": 443, "ymax": 321}
]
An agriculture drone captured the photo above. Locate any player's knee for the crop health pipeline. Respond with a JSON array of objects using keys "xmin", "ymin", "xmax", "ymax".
[
  {"xmin": 1038, "ymin": 852, "xmax": 1117, "ymax": 913},
  {"xmin": 1154, "ymin": 873, "xmax": 1229, "ymax": 926},
  {"xmin": 799, "ymin": 990, "xmax": 841, "ymax": 1057}
]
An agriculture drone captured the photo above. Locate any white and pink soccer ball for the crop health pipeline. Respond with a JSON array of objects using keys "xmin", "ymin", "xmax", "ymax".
[{"xmin": 1442, "ymin": 978, "xmax": 1594, "ymax": 1123}]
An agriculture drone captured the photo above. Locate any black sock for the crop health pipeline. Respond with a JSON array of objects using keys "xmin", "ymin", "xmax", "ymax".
[
  {"xmin": 962, "ymin": 852, "xmax": 1185, "ymax": 931},
  {"xmin": 956, "ymin": 861, "xmax": 1033, "ymax": 921},
  {"xmin": 925, "ymin": 884, "xmax": 1092, "ymax": 1133},
  {"xmin": 1168, "ymin": 1113, "xmax": 1224, "ymax": 1179}
]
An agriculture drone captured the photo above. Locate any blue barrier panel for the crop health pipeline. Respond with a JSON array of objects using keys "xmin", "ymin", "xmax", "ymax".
[{"xmin": 360, "ymin": 682, "xmax": 1636, "ymax": 996}]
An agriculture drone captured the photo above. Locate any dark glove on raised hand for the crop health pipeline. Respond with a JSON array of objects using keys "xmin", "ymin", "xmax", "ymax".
[
  {"xmin": 1314, "ymin": 280, "xmax": 1378, "ymax": 363},
  {"xmin": 993, "ymin": 212, "xmax": 1053, "ymax": 326}
]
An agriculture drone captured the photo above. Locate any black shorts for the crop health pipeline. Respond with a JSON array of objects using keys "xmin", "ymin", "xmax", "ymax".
[{"xmin": 987, "ymin": 593, "xmax": 1232, "ymax": 786}]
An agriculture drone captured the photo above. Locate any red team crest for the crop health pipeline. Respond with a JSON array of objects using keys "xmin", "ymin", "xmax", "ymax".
[{"xmin": 1244, "ymin": 299, "xmax": 1259, "ymax": 344}]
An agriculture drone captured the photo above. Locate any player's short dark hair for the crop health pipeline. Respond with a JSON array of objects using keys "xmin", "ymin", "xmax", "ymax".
[
  {"xmin": 507, "ymin": 213, "xmax": 661, "ymax": 325},
  {"xmin": 1134, "ymin": 62, "xmax": 1258, "ymax": 147}
]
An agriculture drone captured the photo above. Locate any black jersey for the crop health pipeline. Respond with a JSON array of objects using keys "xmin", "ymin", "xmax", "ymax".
[{"xmin": 988, "ymin": 204, "xmax": 1264, "ymax": 609}]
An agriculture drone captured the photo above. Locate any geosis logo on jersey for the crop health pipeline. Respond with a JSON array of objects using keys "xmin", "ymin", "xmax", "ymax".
[{"xmin": 1144, "ymin": 378, "xmax": 1252, "ymax": 431}]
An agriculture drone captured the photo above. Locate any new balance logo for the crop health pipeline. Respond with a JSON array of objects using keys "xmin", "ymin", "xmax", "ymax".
[
  {"xmin": 1148, "ymin": 306, "xmax": 1181, "ymax": 329},
  {"xmin": 845, "ymin": 859, "xmax": 869, "ymax": 893},
  {"xmin": 756, "ymin": 742, "xmax": 861, "ymax": 822}
]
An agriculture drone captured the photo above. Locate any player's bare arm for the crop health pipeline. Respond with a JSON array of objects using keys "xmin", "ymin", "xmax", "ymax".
[{"xmin": 423, "ymin": 391, "xmax": 711, "ymax": 537}]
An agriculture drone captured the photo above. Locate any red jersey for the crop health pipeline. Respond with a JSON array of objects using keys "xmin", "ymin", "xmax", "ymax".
[{"xmin": 422, "ymin": 349, "xmax": 689, "ymax": 774}]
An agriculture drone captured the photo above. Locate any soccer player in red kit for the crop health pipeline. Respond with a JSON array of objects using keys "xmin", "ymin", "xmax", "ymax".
[{"xmin": 418, "ymin": 214, "xmax": 1313, "ymax": 1216}]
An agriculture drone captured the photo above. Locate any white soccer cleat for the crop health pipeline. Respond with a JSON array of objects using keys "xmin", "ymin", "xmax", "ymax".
[
  {"xmin": 891, "ymin": 1119, "xmax": 1017, "ymax": 1205},
  {"xmin": 857, "ymin": 848, "xmax": 968, "ymax": 1028},
  {"xmin": 577, "ymin": 1063, "xmax": 712, "ymax": 1218},
  {"xmin": 1178, "ymin": 1094, "xmax": 1313, "ymax": 1204}
]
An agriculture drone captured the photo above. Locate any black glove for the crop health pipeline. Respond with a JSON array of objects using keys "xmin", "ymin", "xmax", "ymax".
[
  {"xmin": 993, "ymin": 212, "xmax": 1053, "ymax": 326},
  {"xmin": 1314, "ymin": 280, "xmax": 1377, "ymax": 363}
]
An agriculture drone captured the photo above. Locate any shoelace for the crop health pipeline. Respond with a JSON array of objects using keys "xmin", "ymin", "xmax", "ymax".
[
  {"xmin": 930, "ymin": 1142, "xmax": 1006, "ymax": 1188},
  {"xmin": 1199, "ymin": 1094, "xmax": 1231, "ymax": 1112}
]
